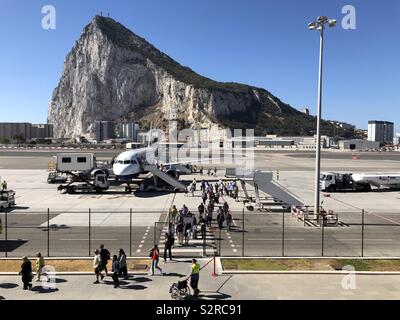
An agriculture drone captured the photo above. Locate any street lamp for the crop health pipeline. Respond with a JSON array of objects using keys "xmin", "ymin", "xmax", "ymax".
[{"xmin": 308, "ymin": 16, "xmax": 336, "ymax": 214}]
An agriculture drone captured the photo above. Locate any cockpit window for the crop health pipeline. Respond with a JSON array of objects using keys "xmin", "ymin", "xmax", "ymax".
[
  {"xmin": 131, "ymin": 159, "xmax": 137, "ymax": 164},
  {"xmin": 124, "ymin": 160, "xmax": 131, "ymax": 164}
]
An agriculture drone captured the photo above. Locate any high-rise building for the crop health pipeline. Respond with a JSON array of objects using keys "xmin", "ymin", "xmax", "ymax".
[
  {"xmin": 368, "ymin": 121, "xmax": 394, "ymax": 144},
  {"xmin": 120, "ymin": 122, "xmax": 139, "ymax": 141},
  {"xmin": 94, "ymin": 121, "xmax": 116, "ymax": 141}
]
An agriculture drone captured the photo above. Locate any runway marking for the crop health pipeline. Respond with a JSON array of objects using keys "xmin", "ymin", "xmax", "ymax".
[
  {"xmin": 138, "ymin": 244, "xmax": 143, "ymax": 248},
  {"xmin": 339, "ymin": 239, "xmax": 393, "ymax": 242},
  {"xmin": 59, "ymin": 238, "xmax": 118, "ymax": 241},
  {"xmin": 136, "ymin": 249, "xmax": 141, "ymax": 253},
  {"xmin": 248, "ymin": 238, "xmax": 304, "ymax": 241},
  {"xmin": 370, "ymin": 213, "xmax": 400, "ymax": 226},
  {"xmin": 232, "ymin": 249, "xmax": 237, "ymax": 253}
]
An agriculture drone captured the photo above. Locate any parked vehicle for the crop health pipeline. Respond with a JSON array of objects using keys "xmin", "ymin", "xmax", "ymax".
[{"xmin": 320, "ymin": 172, "xmax": 400, "ymax": 192}]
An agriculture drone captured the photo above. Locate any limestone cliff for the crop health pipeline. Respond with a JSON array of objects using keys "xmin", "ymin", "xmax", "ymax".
[{"xmin": 48, "ymin": 16, "xmax": 351, "ymax": 138}]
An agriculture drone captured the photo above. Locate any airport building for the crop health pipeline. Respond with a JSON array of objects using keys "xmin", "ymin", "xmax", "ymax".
[
  {"xmin": 256, "ymin": 135, "xmax": 330, "ymax": 149},
  {"xmin": 94, "ymin": 121, "xmax": 116, "ymax": 141},
  {"xmin": 368, "ymin": 120, "xmax": 394, "ymax": 144},
  {"xmin": 119, "ymin": 122, "xmax": 139, "ymax": 141},
  {"xmin": 339, "ymin": 139, "xmax": 380, "ymax": 151},
  {"xmin": 0, "ymin": 122, "xmax": 54, "ymax": 141},
  {"xmin": 31, "ymin": 124, "xmax": 54, "ymax": 139}
]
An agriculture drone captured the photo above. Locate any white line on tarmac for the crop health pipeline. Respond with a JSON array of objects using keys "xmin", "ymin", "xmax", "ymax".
[
  {"xmin": 340, "ymin": 239, "xmax": 393, "ymax": 242},
  {"xmin": 248, "ymin": 238, "xmax": 304, "ymax": 241},
  {"xmin": 59, "ymin": 238, "xmax": 118, "ymax": 241},
  {"xmin": 371, "ymin": 213, "xmax": 400, "ymax": 226}
]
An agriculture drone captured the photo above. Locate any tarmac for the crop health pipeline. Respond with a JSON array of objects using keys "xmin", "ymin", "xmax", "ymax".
[
  {"xmin": 1, "ymin": 148, "xmax": 400, "ymax": 299},
  {"xmin": 2, "ymin": 258, "xmax": 400, "ymax": 300}
]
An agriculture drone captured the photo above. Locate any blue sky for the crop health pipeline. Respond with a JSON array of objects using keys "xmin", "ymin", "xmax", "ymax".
[{"xmin": 0, "ymin": 0, "xmax": 399, "ymax": 131}]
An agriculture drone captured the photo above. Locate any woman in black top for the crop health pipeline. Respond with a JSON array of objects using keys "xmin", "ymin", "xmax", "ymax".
[{"xmin": 19, "ymin": 256, "xmax": 32, "ymax": 290}]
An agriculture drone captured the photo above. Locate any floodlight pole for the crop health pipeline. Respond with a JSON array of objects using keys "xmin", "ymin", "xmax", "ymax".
[{"xmin": 314, "ymin": 26, "xmax": 324, "ymax": 214}]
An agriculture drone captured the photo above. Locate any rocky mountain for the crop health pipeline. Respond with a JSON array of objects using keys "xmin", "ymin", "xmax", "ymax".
[{"xmin": 48, "ymin": 16, "xmax": 354, "ymax": 138}]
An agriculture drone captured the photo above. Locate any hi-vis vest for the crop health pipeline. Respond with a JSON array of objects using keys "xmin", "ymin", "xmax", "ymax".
[{"xmin": 192, "ymin": 263, "xmax": 200, "ymax": 275}]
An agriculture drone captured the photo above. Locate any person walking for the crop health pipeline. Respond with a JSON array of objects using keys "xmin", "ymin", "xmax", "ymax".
[
  {"xmin": 111, "ymin": 255, "xmax": 120, "ymax": 288},
  {"xmin": 118, "ymin": 249, "xmax": 128, "ymax": 279},
  {"xmin": 206, "ymin": 208, "xmax": 213, "ymax": 228},
  {"xmin": 200, "ymin": 218, "xmax": 206, "ymax": 239},
  {"xmin": 184, "ymin": 223, "xmax": 191, "ymax": 245},
  {"xmin": 99, "ymin": 244, "xmax": 111, "ymax": 276},
  {"xmin": 201, "ymin": 192, "xmax": 207, "ymax": 205},
  {"xmin": 217, "ymin": 209, "xmax": 224, "ymax": 229},
  {"xmin": 190, "ymin": 258, "xmax": 201, "ymax": 296},
  {"xmin": 190, "ymin": 183, "xmax": 195, "ymax": 197},
  {"xmin": 169, "ymin": 205, "xmax": 178, "ymax": 224},
  {"xmin": 163, "ymin": 232, "xmax": 173, "ymax": 262},
  {"xmin": 223, "ymin": 201, "xmax": 229, "ymax": 214},
  {"xmin": 214, "ymin": 167, "xmax": 217, "ymax": 176},
  {"xmin": 198, "ymin": 202, "xmax": 205, "ymax": 220},
  {"xmin": 176, "ymin": 221, "xmax": 184, "ymax": 245},
  {"xmin": 35, "ymin": 252, "xmax": 45, "ymax": 282},
  {"xmin": 226, "ymin": 211, "xmax": 233, "ymax": 231},
  {"xmin": 1, "ymin": 180, "xmax": 7, "ymax": 191},
  {"xmin": 149, "ymin": 245, "xmax": 163, "ymax": 276},
  {"xmin": 93, "ymin": 249, "xmax": 102, "ymax": 284},
  {"xmin": 19, "ymin": 256, "xmax": 32, "ymax": 290},
  {"xmin": 234, "ymin": 185, "xmax": 239, "ymax": 202}
]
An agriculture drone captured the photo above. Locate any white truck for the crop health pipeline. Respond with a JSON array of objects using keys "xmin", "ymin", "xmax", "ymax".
[
  {"xmin": 320, "ymin": 172, "xmax": 400, "ymax": 192},
  {"xmin": 0, "ymin": 190, "xmax": 16, "ymax": 211},
  {"xmin": 55, "ymin": 153, "xmax": 110, "ymax": 194}
]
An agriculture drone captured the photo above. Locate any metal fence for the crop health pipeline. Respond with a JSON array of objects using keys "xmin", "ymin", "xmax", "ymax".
[{"xmin": 1, "ymin": 209, "xmax": 400, "ymax": 258}]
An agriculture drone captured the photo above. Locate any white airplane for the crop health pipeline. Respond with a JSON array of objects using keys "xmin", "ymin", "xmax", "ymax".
[{"xmin": 112, "ymin": 147, "xmax": 150, "ymax": 182}]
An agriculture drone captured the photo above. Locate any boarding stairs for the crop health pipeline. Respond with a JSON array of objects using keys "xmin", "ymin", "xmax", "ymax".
[{"xmin": 143, "ymin": 165, "xmax": 187, "ymax": 192}]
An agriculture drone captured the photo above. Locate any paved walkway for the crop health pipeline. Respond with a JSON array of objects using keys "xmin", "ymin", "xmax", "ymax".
[{"xmin": 2, "ymin": 259, "xmax": 400, "ymax": 300}]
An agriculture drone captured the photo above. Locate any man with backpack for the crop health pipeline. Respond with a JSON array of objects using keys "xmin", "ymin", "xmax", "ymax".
[{"xmin": 99, "ymin": 244, "xmax": 111, "ymax": 276}]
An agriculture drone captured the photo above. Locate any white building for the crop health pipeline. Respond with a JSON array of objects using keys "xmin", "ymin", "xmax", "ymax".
[
  {"xmin": 339, "ymin": 139, "xmax": 380, "ymax": 151},
  {"xmin": 120, "ymin": 122, "xmax": 139, "ymax": 141},
  {"xmin": 368, "ymin": 120, "xmax": 394, "ymax": 144}
]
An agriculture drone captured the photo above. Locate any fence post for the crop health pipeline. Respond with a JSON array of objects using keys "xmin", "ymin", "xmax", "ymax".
[
  {"xmin": 321, "ymin": 215, "xmax": 325, "ymax": 257},
  {"xmin": 361, "ymin": 209, "xmax": 365, "ymax": 257},
  {"xmin": 130, "ymin": 209, "xmax": 132, "ymax": 257},
  {"xmin": 47, "ymin": 208, "xmax": 50, "ymax": 257},
  {"xmin": 242, "ymin": 209, "xmax": 245, "ymax": 257},
  {"xmin": 282, "ymin": 211, "xmax": 285, "ymax": 257},
  {"xmin": 153, "ymin": 222, "xmax": 157, "ymax": 246},
  {"xmin": 203, "ymin": 226, "xmax": 206, "ymax": 257},
  {"xmin": 5, "ymin": 207, "xmax": 8, "ymax": 258},
  {"xmin": 219, "ymin": 227, "xmax": 222, "ymax": 257},
  {"xmin": 88, "ymin": 209, "xmax": 91, "ymax": 257}
]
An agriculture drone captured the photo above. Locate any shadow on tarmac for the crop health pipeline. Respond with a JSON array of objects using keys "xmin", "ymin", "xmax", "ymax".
[
  {"xmin": 0, "ymin": 283, "xmax": 19, "ymax": 289},
  {"xmin": 120, "ymin": 284, "xmax": 147, "ymax": 290},
  {"xmin": 31, "ymin": 286, "xmax": 59, "ymax": 294}
]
